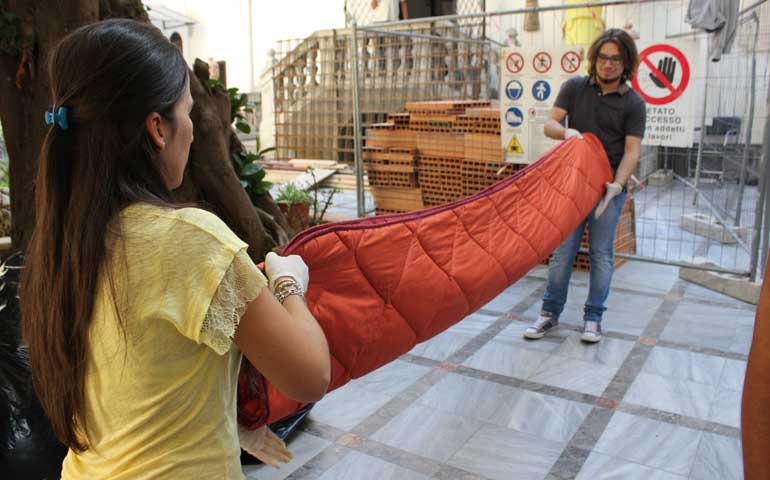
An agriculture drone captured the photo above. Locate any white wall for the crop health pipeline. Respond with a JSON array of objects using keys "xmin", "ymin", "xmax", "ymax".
[
  {"xmin": 254, "ymin": 1, "xmax": 346, "ymax": 78},
  {"xmin": 147, "ymin": 0, "xmax": 345, "ymax": 92}
]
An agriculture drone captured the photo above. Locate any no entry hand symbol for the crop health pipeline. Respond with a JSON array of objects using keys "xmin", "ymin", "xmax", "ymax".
[{"xmin": 631, "ymin": 44, "xmax": 690, "ymax": 105}]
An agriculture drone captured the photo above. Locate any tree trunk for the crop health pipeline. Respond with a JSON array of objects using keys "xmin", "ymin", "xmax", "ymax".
[
  {"xmin": 228, "ymin": 131, "xmax": 293, "ymax": 245},
  {"xmin": 0, "ymin": 0, "xmax": 287, "ymax": 259},
  {"xmin": 0, "ymin": 0, "xmax": 99, "ymax": 253}
]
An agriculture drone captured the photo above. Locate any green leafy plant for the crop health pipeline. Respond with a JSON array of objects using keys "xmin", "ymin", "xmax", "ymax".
[
  {"xmin": 231, "ymin": 134, "xmax": 275, "ymax": 204},
  {"xmin": 275, "ymin": 182, "xmax": 312, "ymax": 206},
  {"xmin": 231, "ymin": 151, "xmax": 271, "ymax": 202},
  {"xmin": 207, "ymin": 78, "xmax": 255, "ymax": 134},
  {"xmin": 274, "ymin": 169, "xmax": 340, "ymax": 230},
  {"xmin": 275, "ymin": 182, "xmax": 313, "ymax": 231}
]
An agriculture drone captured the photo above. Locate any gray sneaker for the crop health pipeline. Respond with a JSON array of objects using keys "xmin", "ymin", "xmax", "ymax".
[
  {"xmin": 524, "ymin": 315, "xmax": 559, "ymax": 339},
  {"xmin": 581, "ymin": 321, "xmax": 602, "ymax": 343}
]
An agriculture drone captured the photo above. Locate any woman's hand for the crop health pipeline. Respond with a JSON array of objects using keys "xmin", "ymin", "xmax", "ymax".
[
  {"xmin": 239, "ymin": 425, "xmax": 293, "ymax": 468},
  {"xmin": 265, "ymin": 252, "xmax": 309, "ymax": 292}
]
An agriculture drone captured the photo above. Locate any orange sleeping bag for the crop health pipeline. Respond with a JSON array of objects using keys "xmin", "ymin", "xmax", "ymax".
[{"xmin": 238, "ymin": 134, "xmax": 612, "ymax": 428}]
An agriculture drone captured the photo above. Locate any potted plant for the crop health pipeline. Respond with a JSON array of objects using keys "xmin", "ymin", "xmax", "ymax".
[{"xmin": 274, "ymin": 182, "xmax": 313, "ymax": 231}]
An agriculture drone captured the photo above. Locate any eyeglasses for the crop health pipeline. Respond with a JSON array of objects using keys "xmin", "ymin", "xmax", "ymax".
[{"xmin": 597, "ymin": 53, "xmax": 624, "ymax": 65}]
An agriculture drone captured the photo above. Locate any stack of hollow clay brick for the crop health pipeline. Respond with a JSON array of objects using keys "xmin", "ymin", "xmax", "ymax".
[
  {"xmin": 363, "ymin": 100, "xmax": 635, "ymax": 271},
  {"xmin": 363, "ymin": 100, "xmax": 525, "ymax": 215}
]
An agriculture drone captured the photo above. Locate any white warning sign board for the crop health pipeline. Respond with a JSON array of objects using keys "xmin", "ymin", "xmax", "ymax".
[
  {"xmin": 631, "ymin": 41, "xmax": 698, "ymax": 147},
  {"xmin": 500, "ymin": 47, "xmax": 583, "ymax": 164}
]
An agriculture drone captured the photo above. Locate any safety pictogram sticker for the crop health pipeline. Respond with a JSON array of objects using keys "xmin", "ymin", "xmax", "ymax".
[
  {"xmin": 506, "ymin": 135, "xmax": 524, "ymax": 154},
  {"xmin": 561, "ymin": 51, "xmax": 581, "ymax": 74},
  {"xmin": 533, "ymin": 51, "xmax": 552, "ymax": 74},
  {"xmin": 532, "ymin": 80, "xmax": 551, "ymax": 101},
  {"xmin": 506, "ymin": 52, "xmax": 524, "ymax": 74},
  {"xmin": 505, "ymin": 107, "xmax": 524, "ymax": 128},
  {"xmin": 505, "ymin": 80, "xmax": 524, "ymax": 101},
  {"xmin": 632, "ymin": 44, "xmax": 690, "ymax": 106}
]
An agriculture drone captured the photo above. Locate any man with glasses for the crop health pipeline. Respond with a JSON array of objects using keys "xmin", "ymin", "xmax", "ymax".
[{"xmin": 524, "ymin": 28, "xmax": 646, "ymax": 343}]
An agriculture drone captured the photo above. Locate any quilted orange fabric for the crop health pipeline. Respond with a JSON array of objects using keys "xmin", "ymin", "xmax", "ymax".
[{"xmin": 238, "ymin": 134, "xmax": 612, "ymax": 428}]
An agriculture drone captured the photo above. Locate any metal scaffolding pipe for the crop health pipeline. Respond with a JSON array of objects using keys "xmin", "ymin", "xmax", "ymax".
[
  {"xmin": 350, "ymin": 23, "xmax": 366, "ymax": 218},
  {"xmin": 674, "ymin": 174, "xmax": 751, "ymax": 253},
  {"xmin": 735, "ymin": 12, "xmax": 759, "ymax": 226},
  {"xmin": 692, "ymin": 57, "xmax": 709, "ymax": 206},
  {"xmin": 749, "ymin": 77, "xmax": 770, "ymax": 281},
  {"xmin": 358, "ymin": 27, "xmax": 489, "ymax": 45},
  {"xmin": 369, "ymin": 0, "xmax": 669, "ymax": 28},
  {"xmin": 579, "ymin": 249, "xmax": 752, "ymax": 277}
]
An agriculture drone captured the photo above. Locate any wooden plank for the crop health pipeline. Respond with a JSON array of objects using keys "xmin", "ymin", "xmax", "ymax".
[
  {"xmin": 266, "ymin": 168, "xmax": 337, "ymax": 191},
  {"xmin": 288, "ymin": 159, "xmax": 340, "ymax": 169},
  {"xmin": 286, "ymin": 169, "xmax": 336, "ymax": 190},
  {"xmin": 320, "ymin": 174, "xmax": 371, "ymax": 192},
  {"xmin": 265, "ymin": 169, "xmax": 303, "ymax": 184}
]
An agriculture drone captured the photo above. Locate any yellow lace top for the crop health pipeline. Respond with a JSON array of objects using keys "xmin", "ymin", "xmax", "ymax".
[{"xmin": 61, "ymin": 204, "xmax": 267, "ymax": 480}]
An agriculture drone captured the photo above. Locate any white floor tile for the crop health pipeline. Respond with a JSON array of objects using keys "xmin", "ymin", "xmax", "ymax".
[
  {"xmin": 370, "ymin": 404, "xmax": 485, "ymax": 462},
  {"xmin": 316, "ymin": 451, "xmax": 429, "ymax": 480},
  {"xmin": 243, "ymin": 432, "xmax": 331, "ymax": 480},
  {"xmin": 625, "ymin": 373, "xmax": 717, "ymax": 420},
  {"xmin": 448, "ymin": 424, "xmax": 564, "ymax": 480},
  {"xmin": 528, "ymin": 354, "xmax": 619, "ymax": 396},
  {"xmin": 593, "ymin": 412, "xmax": 700, "ymax": 476},
  {"xmin": 690, "ymin": 433, "xmax": 744, "ymax": 480},
  {"xmin": 576, "ymin": 452, "xmax": 687, "ymax": 480}
]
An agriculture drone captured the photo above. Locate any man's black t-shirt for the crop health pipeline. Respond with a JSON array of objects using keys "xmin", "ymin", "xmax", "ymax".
[{"xmin": 554, "ymin": 76, "xmax": 646, "ymax": 171}]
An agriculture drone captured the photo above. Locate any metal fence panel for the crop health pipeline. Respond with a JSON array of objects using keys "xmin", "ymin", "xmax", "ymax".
[{"xmin": 267, "ymin": 0, "xmax": 770, "ymax": 277}]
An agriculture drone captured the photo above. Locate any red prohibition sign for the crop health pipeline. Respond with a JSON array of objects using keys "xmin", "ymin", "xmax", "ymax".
[
  {"xmin": 506, "ymin": 52, "xmax": 524, "ymax": 74},
  {"xmin": 561, "ymin": 51, "xmax": 581, "ymax": 73},
  {"xmin": 632, "ymin": 44, "xmax": 690, "ymax": 105},
  {"xmin": 533, "ymin": 51, "xmax": 552, "ymax": 73}
]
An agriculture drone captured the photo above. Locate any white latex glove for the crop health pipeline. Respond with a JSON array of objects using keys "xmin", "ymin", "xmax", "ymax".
[
  {"xmin": 238, "ymin": 425, "xmax": 293, "ymax": 469},
  {"xmin": 564, "ymin": 128, "xmax": 583, "ymax": 140},
  {"xmin": 265, "ymin": 252, "xmax": 309, "ymax": 292},
  {"xmin": 595, "ymin": 182, "xmax": 623, "ymax": 219}
]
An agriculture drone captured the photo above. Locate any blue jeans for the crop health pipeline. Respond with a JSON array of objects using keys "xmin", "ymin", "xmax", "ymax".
[{"xmin": 541, "ymin": 191, "xmax": 626, "ymax": 324}]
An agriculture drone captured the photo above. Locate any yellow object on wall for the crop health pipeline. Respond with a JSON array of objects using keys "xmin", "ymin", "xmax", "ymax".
[{"xmin": 562, "ymin": 0, "xmax": 606, "ymax": 46}]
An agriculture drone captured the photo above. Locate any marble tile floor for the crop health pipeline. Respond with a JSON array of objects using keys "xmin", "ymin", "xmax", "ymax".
[{"xmin": 244, "ymin": 260, "xmax": 753, "ymax": 480}]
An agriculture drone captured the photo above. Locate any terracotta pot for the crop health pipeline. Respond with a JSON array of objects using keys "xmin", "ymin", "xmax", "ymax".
[{"xmin": 277, "ymin": 202, "xmax": 310, "ymax": 232}]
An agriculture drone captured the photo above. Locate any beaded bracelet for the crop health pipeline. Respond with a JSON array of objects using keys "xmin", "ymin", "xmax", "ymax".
[{"xmin": 274, "ymin": 278, "xmax": 306, "ymax": 304}]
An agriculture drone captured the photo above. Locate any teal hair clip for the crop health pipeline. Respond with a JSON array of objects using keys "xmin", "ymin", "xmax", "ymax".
[{"xmin": 45, "ymin": 105, "xmax": 69, "ymax": 131}]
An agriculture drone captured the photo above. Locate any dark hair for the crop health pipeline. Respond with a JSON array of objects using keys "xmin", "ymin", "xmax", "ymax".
[
  {"xmin": 21, "ymin": 19, "xmax": 188, "ymax": 452},
  {"xmin": 587, "ymin": 28, "xmax": 639, "ymax": 82}
]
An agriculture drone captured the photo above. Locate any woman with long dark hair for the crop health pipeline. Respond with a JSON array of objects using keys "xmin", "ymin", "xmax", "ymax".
[{"xmin": 21, "ymin": 19, "xmax": 330, "ymax": 479}]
